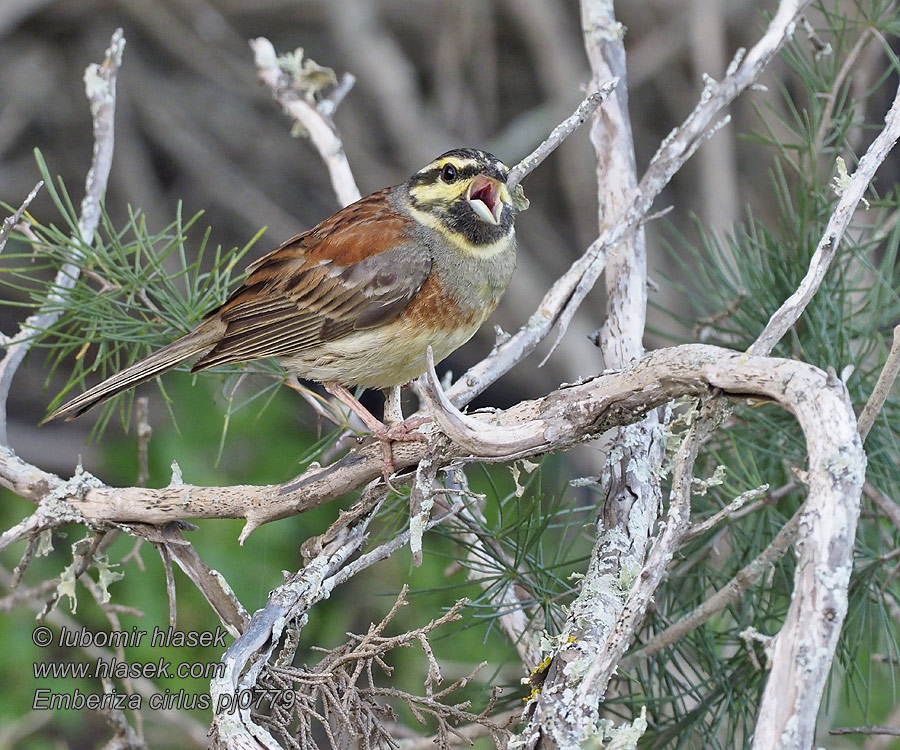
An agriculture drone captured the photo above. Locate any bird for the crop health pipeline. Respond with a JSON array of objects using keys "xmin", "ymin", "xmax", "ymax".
[{"xmin": 45, "ymin": 148, "xmax": 522, "ymax": 472}]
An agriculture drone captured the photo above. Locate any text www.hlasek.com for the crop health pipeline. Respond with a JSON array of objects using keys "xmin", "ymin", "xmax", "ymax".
[{"xmin": 34, "ymin": 657, "xmax": 225, "ymax": 681}]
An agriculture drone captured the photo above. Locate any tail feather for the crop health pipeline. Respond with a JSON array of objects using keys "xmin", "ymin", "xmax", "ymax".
[{"xmin": 44, "ymin": 325, "xmax": 220, "ymax": 422}]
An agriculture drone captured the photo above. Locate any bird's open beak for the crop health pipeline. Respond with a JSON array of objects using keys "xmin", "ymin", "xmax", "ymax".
[{"xmin": 467, "ymin": 177, "xmax": 511, "ymax": 225}]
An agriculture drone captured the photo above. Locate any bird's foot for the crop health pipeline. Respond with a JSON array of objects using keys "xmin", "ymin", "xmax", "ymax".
[
  {"xmin": 370, "ymin": 416, "xmax": 432, "ymax": 491},
  {"xmin": 372, "ymin": 415, "xmax": 432, "ymax": 442}
]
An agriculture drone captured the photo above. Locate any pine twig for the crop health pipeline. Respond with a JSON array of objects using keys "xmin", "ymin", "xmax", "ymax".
[{"xmin": 0, "ymin": 28, "xmax": 124, "ymax": 444}]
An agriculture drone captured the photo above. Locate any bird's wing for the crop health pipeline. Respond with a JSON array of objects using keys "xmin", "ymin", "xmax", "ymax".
[{"xmin": 192, "ymin": 195, "xmax": 431, "ymax": 370}]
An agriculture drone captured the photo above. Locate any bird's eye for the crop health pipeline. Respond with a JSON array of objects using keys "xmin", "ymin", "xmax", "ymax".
[{"xmin": 440, "ymin": 164, "xmax": 458, "ymax": 183}]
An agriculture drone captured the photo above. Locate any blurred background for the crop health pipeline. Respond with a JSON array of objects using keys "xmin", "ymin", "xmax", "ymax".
[{"xmin": 0, "ymin": 0, "xmax": 799, "ymax": 475}]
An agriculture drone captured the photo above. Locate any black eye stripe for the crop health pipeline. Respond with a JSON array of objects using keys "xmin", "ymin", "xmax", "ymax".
[{"xmin": 412, "ymin": 163, "xmax": 505, "ymax": 186}]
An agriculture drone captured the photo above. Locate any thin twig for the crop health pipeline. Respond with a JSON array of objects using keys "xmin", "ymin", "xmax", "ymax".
[
  {"xmin": 858, "ymin": 324, "xmax": 900, "ymax": 442},
  {"xmin": 624, "ymin": 505, "xmax": 802, "ymax": 665},
  {"xmin": 250, "ymin": 37, "xmax": 360, "ymax": 207},
  {"xmin": 830, "ymin": 726, "xmax": 900, "ymax": 737},
  {"xmin": 683, "ymin": 484, "xmax": 769, "ymax": 542},
  {"xmin": 164, "ymin": 533, "xmax": 248, "ymax": 636},
  {"xmin": 0, "ymin": 181, "xmax": 42, "ymax": 258},
  {"xmin": 863, "ymin": 481, "xmax": 900, "ymax": 530},
  {"xmin": 135, "ymin": 396, "xmax": 151, "ymax": 487},
  {"xmin": 506, "ymin": 82, "xmax": 618, "ymax": 191},
  {"xmin": 156, "ymin": 542, "xmax": 177, "ymax": 627},
  {"xmin": 751, "ymin": 79, "xmax": 900, "ymax": 356},
  {"xmin": 38, "ymin": 531, "xmax": 105, "ymax": 620},
  {"xmin": 9, "ymin": 532, "xmax": 41, "ymax": 588},
  {"xmin": 0, "ymin": 28, "xmax": 125, "ymax": 444}
]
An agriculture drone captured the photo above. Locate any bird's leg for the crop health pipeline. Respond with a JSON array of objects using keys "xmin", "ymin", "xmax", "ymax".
[
  {"xmin": 383, "ymin": 385, "xmax": 404, "ymax": 425},
  {"xmin": 324, "ymin": 383, "xmax": 430, "ymax": 488},
  {"xmin": 381, "ymin": 385, "xmax": 432, "ymax": 437},
  {"xmin": 380, "ymin": 385, "xmax": 433, "ymax": 434}
]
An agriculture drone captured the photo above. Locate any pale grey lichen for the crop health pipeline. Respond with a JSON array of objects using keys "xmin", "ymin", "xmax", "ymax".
[
  {"xmin": 169, "ymin": 459, "xmax": 184, "ymax": 486},
  {"xmin": 692, "ymin": 464, "xmax": 727, "ymax": 495}
]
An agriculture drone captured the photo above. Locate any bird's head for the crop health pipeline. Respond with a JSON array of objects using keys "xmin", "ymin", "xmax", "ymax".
[{"xmin": 406, "ymin": 148, "xmax": 519, "ymax": 250}]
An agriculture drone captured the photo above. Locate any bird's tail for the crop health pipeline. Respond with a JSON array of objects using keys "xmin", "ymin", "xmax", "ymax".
[{"xmin": 43, "ymin": 323, "xmax": 220, "ymax": 422}]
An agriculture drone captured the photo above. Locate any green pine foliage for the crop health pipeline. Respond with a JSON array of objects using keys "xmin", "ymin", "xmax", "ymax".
[
  {"xmin": 644, "ymin": 3, "xmax": 900, "ymax": 746},
  {"xmin": 2, "ymin": 149, "xmax": 265, "ymax": 434}
]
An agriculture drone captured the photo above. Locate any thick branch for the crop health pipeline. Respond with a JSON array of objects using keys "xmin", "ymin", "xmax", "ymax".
[
  {"xmin": 3, "ymin": 346, "xmax": 858, "ymax": 535},
  {"xmin": 546, "ymin": 5, "xmax": 666, "ymax": 748}
]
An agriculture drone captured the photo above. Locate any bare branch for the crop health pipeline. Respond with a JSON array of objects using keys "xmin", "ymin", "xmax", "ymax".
[
  {"xmin": 134, "ymin": 397, "xmax": 151, "ymax": 487},
  {"xmin": 858, "ymin": 324, "xmax": 900, "ymax": 442},
  {"xmin": 506, "ymin": 81, "xmax": 619, "ymax": 191},
  {"xmin": 250, "ymin": 37, "xmax": 360, "ymax": 207},
  {"xmin": 210, "ymin": 500, "xmax": 384, "ymax": 747},
  {"xmin": 0, "ymin": 472, "xmax": 87, "ymax": 553},
  {"xmin": 751, "ymin": 79, "xmax": 900, "ymax": 356},
  {"xmin": 408, "ymin": 433, "xmax": 448, "ymax": 566},
  {"xmin": 420, "ymin": 347, "xmax": 542, "ymax": 457},
  {"xmin": 0, "ymin": 28, "xmax": 125, "ymax": 444},
  {"xmin": 623, "ymin": 504, "xmax": 802, "ymax": 666},
  {"xmin": 830, "ymin": 726, "xmax": 900, "ymax": 737},
  {"xmin": 682, "ymin": 483, "xmax": 770, "ymax": 542},
  {"xmin": 0, "ymin": 180, "xmax": 42, "ymax": 259},
  {"xmin": 156, "ymin": 542, "xmax": 177, "ymax": 628},
  {"xmin": 124, "ymin": 522, "xmax": 248, "ymax": 637}
]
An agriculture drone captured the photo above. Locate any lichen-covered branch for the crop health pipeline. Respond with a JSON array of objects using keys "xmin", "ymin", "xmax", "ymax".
[{"xmin": 2, "ymin": 345, "xmax": 859, "ymax": 534}]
